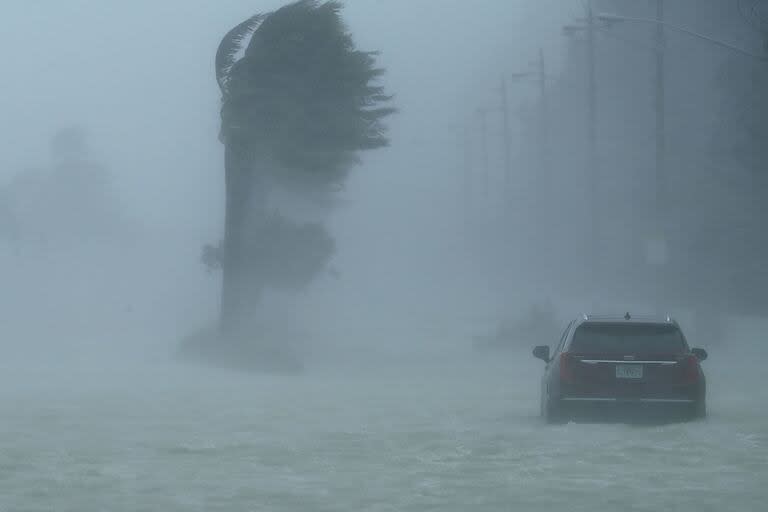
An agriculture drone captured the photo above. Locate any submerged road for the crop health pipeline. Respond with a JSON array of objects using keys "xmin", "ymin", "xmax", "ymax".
[{"xmin": 0, "ymin": 342, "xmax": 765, "ymax": 511}]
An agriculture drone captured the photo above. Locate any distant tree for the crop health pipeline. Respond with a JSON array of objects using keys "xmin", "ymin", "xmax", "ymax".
[
  {"xmin": 714, "ymin": 58, "xmax": 768, "ymax": 172},
  {"xmin": 737, "ymin": 0, "xmax": 768, "ymax": 52},
  {"xmin": 213, "ymin": 1, "xmax": 394, "ymax": 339},
  {"xmin": 720, "ymin": 1, "xmax": 768, "ymax": 171},
  {"xmin": 532, "ymin": 0, "xmax": 768, "ymax": 317},
  {"xmin": 708, "ymin": 52, "xmax": 768, "ymax": 316},
  {"xmin": 2, "ymin": 127, "xmax": 121, "ymax": 245}
]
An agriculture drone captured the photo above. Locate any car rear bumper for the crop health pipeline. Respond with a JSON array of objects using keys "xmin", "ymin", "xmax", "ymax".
[
  {"xmin": 561, "ymin": 397, "xmax": 695, "ymax": 403},
  {"xmin": 555, "ymin": 396, "xmax": 704, "ymax": 422}
]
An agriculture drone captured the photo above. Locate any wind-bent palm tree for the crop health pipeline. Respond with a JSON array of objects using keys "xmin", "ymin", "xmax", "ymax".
[{"xmin": 214, "ymin": 0, "xmax": 394, "ymax": 339}]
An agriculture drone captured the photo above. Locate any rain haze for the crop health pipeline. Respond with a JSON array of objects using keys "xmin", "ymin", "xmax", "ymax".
[{"xmin": 0, "ymin": 1, "xmax": 766, "ymax": 510}]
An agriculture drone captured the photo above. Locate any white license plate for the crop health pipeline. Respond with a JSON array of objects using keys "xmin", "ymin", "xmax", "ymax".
[{"xmin": 616, "ymin": 364, "xmax": 643, "ymax": 379}]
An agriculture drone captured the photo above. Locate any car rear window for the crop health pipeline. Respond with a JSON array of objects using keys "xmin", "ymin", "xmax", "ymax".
[{"xmin": 569, "ymin": 322, "xmax": 686, "ymax": 354}]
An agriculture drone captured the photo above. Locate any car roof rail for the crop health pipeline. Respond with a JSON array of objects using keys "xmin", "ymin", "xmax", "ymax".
[{"xmin": 581, "ymin": 313, "xmax": 676, "ymax": 323}]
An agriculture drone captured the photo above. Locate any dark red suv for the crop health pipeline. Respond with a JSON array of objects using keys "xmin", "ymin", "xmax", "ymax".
[{"xmin": 533, "ymin": 314, "xmax": 708, "ymax": 423}]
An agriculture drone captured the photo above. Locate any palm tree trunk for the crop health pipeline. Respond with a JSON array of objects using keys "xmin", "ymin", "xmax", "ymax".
[{"xmin": 220, "ymin": 139, "xmax": 254, "ymax": 340}]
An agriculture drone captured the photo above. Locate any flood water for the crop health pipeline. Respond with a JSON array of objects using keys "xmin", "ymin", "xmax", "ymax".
[{"xmin": 1, "ymin": 331, "xmax": 765, "ymax": 512}]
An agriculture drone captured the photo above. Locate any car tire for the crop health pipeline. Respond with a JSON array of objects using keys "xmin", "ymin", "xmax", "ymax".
[
  {"xmin": 683, "ymin": 399, "xmax": 706, "ymax": 421},
  {"xmin": 694, "ymin": 398, "xmax": 707, "ymax": 419},
  {"xmin": 543, "ymin": 394, "xmax": 567, "ymax": 424}
]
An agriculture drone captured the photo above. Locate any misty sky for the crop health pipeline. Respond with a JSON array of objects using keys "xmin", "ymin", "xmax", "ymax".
[
  {"xmin": 0, "ymin": 0, "xmax": 572, "ymax": 231},
  {"xmin": 0, "ymin": 1, "xmax": 588, "ymax": 342}
]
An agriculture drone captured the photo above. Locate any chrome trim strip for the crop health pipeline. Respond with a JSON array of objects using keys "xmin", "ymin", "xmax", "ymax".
[
  {"xmin": 579, "ymin": 360, "xmax": 678, "ymax": 365},
  {"xmin": 639, "ymin": 398, "xmax": 694, "ymax": 403},
  {"xmin": 561, "ymin": 397, "xmax": 695, "ymax": 403},
  {"xmin": 562, "ymin": 397, "xmax": 616, "ymax": 402}
]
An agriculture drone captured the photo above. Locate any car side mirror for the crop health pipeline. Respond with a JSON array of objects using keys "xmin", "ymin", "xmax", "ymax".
[
  {"xmin": 533, "ymin": 345, "xmax": 550, "ymax": 362},
  {"xmin": 691, "ymin": 348, "xmax": 708, "ymax": 362}
]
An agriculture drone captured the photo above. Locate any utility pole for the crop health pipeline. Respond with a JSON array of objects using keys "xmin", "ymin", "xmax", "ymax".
[
  {"xmin": 654, "ymin": 0, "xmax": 667, "ymax": 311},
  {"xmin": 463, "ymin": 123, "xmax": 472, "ymax": 237},
  {"xmin": 563, "ymin": 2, "xmax": 600, "ymax": 305},
  {"xmin": 587, "ymin": 3, "xmax": 597, "ymax": 178},
  {"xmin": 537, "ymin": 47, "xmax": 548, "ymax": 179},
  {"xmin": 535, "ymin": 48, "xmax": 549, "ymax": 228},
  {"xmin": 532, "ymin": 49, "xmax": 549, "ymax": 284},
  {"xmin": 586, "ymin": 0, "xmax": 599, "ymax": 303},
  {"xmin": 476, "ymin": 107, "xmax": 491, "ymax": 197},
  {"xmin": 499, "ymin": 77, "xmax": 512, "ymax": 203},
  {"xmin": 504, "ymin": 53, "xmax": 549, "ymax": 248}
]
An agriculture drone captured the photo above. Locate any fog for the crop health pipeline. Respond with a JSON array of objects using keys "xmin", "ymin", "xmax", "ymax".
[
  {"xmin": 0, "ymin": 0, "xmax": 577, "ymax": 362},
  {"xmin": 1, "ymin": 1, "xmax": 767, "ymax": 510}
]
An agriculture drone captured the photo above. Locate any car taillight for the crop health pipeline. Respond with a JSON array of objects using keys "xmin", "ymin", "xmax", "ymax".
[
  {"xmin": 683, "ymin": 355, "xmax": 700, "ymax": 383},
  {"xmin": 559, "ymin": 352, "xmax": 573, "ymax": 382}
]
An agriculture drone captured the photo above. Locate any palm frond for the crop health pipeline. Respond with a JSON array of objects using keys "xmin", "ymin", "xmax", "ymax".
[
  {"xmin": 216, "ymin": 13, "xmax": 265, "ymax": 96},
  {"xmin": 219, "ymin": 0, "xmax": 393, "ymax": 175}
]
